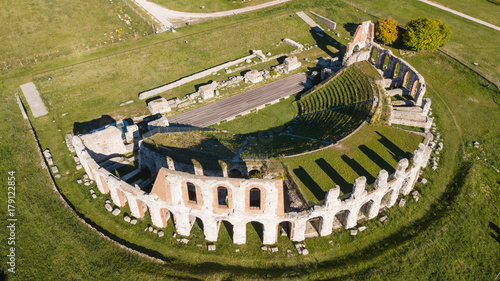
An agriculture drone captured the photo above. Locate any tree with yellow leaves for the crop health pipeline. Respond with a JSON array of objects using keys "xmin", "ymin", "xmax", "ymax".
[{"xmin": 376, "ymin": 18, "xmax": 399, "ymax": 45}]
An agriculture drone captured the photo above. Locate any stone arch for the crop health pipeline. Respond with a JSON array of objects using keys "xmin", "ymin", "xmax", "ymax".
[
  {"xmin": 217, "ymin": 220, "xmax": 234, "ymax": 242},
  {"xmin": 353, "ymin": 44, "xmax": 360, "ymax": 53},
  {"xmin": 249, "ymin": 188, "xmax": 261, "ymax": 209},
  {"xmin": 278, "ymin": 221, "xmax": 294, "ymax": 239},
  {"xmin": 402, "ymin": 71, "xmax": 410, "ymax": 88},
  {"xmin": 392, "ymin": 61, "xmax": 401, "ymax": 78},
  {"xmin": 381, "ymin": 54, "xmax": 390, "ymax": 70},
  {"xmin": 247, "ymin": 221, "xmax": 264, "ymax": 243},
  {"xmin": 358, "ymin": 200, "xmax": 374, "ymax": 220},
  {"xmin": 380, "ymin": 190, "xmax": 393, "ymax": 208},
  {"xmin": 305, "ymin": 216, "xmax": 323, "ymax": 238},
  {"xmin": 248, "ymin": 169, "xmax": 262, "ymax": 179},
  {"xmin": 228, "ymin": 169, "xmax": 243, "ymax": 178},
  {"xmin": 370, "ymin": 47, "xmax": 378, "ymax": 64},
  {"xmin": 333, "ymin": 210, "xmax": 350, "ymax": 229},
  {"xmin": 410, "ymin": 79, "xmax": 419, "ymax": 97},
  {"xmin": 189, "ymin": 215, "xmax": 204, "ymax": 235}
]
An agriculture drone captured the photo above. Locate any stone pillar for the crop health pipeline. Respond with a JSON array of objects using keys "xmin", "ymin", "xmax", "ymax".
[
  {"xmin": 232, "ymin": 221, "xmax": 247, "ymax": 245},
  {"xmin": 325, "ymin": 185, "xmax": 340, "ymax": 209},
  {"xmin": 192, "ymin": 159, "xmax": 203, "ymax": 176},
  {"xmin": 166, "ymin": 156, "xmax": 175, "ymax": 170},
  {"xmin": 203, "ymin": 219, "xmax": 219, "ymax": 242},
  {"xmin": 262, "ymin": 222, "xmax": 278, "ymax": 245},
  {"xmin": 345, "ymin": 209, "xmax": 358, "ymax": 229},
  {"xmin": 292, "ymin": 219, "xmax": 306, "ymax": 242},
  {"xmin": 319, "ymin": 213, "xmax": 334, "ymax": 236},
  {"xmin": 149, "ymin": 206, "xmax": 167, "ymax": 228},
  {"xmin": 374, "ymin": 170, "xmax": 389, "ymax": 190},
  {"xmin": 127, "ymin": 196, "xmax": 143, "ymax": 219},
  {"xmin": 351, "ymin": 176, "xmax": 367, "ymax": 199},
  {"xmin": 174, "ymin": 213, "xmax": 192, "ymax": 237}
]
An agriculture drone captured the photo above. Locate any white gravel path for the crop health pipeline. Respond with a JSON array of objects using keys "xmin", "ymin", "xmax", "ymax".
[
  {"xmin": 418, "ymin": 0, "xmax": 500, "ymax": 32},
  {"xmin": 132, "ymin": 0, "xmax": 291, "ymax": 27}
]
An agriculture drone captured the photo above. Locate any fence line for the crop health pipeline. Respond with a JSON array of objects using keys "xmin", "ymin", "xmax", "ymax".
[{"xmin": 121, "ymin": 0, "xmax": 156, "ymax": 32}]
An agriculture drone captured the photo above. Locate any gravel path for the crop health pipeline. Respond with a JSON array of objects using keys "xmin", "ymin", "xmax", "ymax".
[
  {"xmin": 168, "ymin": 73, "xmax": 307, "ymax": 127},
  {"xmin": 418, "ymin": 0, "xmax": 500, "ymax": 32},
  {"xmin": 133, "ymin": 0, "xmax": 291, "ymax": 27}
]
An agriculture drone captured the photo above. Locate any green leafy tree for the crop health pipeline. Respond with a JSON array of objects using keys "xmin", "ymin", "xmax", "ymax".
[
  {"xmin": 403, "ymin": 18, "xmax": 451, "ymax": 51},
  {"xmin": 376, "ymin": 18, "xmax": 399, "ymax": 45}
]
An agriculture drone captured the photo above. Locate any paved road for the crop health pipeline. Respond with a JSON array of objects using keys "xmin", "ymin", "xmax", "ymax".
[
  {"xmin": 418, "ymin": 0, "xmax": 500, "ymax": 32},
  {"xmin": 133, "ymin": 0, "xmax": 291, "ymax": 27},
  {"xmin": 169, "ymin": 73, "xmax": 307, "ymax": 127}
]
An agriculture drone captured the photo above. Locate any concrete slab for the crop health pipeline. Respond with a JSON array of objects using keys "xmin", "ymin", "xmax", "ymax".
[{"xmin": 20, "ymin": 82, "xmax": 48, "ymax": 117}]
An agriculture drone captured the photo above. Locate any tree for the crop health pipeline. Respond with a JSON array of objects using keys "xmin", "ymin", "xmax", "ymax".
[
  {"xmin": 403, "ymin": 18, "xmax": 451, "ymax": 51},
  {"xmin": 376, "ymin": 18, "xmax": 399, "ymax": 45}
]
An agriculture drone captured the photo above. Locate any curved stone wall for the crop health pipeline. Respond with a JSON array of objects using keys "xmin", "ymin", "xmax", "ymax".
[{"xmin": 73, "ymin": 132, "xmax": 432, "ymax": 245}]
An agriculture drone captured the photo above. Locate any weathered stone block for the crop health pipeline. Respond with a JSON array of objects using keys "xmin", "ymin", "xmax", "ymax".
[
  {"xmin": 147, "ymin": 98, "xmax": 171, "ymax": 115},
  {"xmin": 112, "ymin": 208, "xmax": 121, "ymax": 216}
]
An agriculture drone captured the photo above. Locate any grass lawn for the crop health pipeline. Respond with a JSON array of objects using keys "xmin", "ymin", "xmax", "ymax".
[
  {"xmin": 283, "ymin": 124, "xmax": 424, "ymax": 202},
  {"xmin": 0, "ymin": 0, "xmax": 499, "ymax": 279},
  {"xmin": 150, "ymin": 0, "xmax": 276, "ymax": 13},
  {"xmin": 0, "ymin": 0, "xmax": 152, "ymax": 71}
]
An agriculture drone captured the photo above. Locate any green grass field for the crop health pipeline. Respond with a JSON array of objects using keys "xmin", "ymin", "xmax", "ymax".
[
  {"xmin": 150, "ymin": 0, "xmax": 275, "ymax": 13},
  {"xmin": 0, "ymin": 0, "xmax": 499, "ymax": 279}
]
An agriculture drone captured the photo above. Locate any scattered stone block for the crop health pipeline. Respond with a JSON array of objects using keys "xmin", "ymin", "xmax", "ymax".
[
  {"xmin": 148, "ymin": 226, "xmax": 153, "ymax": 232},
  {"xmin": 350, "ymin": 230, "xmax": 358, "ymax": 236},
  {"xmin": 158, "ymin": 231, "xmax": 164, "ymax": 237},
  {"xmin": 89, "ymin": 189, "xmax": 95, "ymax": 194},
  {"xmin": 73, "ymin": 155, "xmax": 80, "ymax": 163},
  {"xmin": 91, "ymin": 194, "xmax": 97, "ymax": 199},
  {"xmin": 130, "ymin": 219, "xmax": 137, "ymax": 225},
  {"xmin": 147, "ymin": 98, "xmax": 171, "ymax": 115},
  {"xmin": 181, "ymin": 238, "xmax": 189, "ymax": 244},
  {"xmin": 153, "ymin": 229, "xmax": 158, "ymax": 234},
  {"xmin": 287, "ymin": 250, "xmax": 292, "ymax": 253},
  {"xmin": 124, "ymin": 215, "xmax": 131, "ymax": 223},
  {"xmin": 76, "ymin": 164, "xmax": 83, "ymax": 170},
  {"xmin": 196, "ymin": 244, "xmax": 202, "ymax": 247},
  {"xmin": 271, "ymin": 247, "xmax": 278, "ymax": 253},
  {"xmin": 283, "ymin": 56, "xmax": 301, "ymax": 72},
  {"xmin": 399, "ymin": 199, "xmax": 406, "ymax": 207},
  {"xmin": 235, "ymin": 249, "xmax": 240, "ymax": 252},
  {"xmin": 414, "ymin": 196, "xmax": 420, "ymax": 202},
  {"xmin": 379, "ymin": 216, "xmax": 388, "ymax": 222},
  {"xmin": 358, "ymin": 226, "xmax": 367, "ymax": 232},
  {"xmin": 54, "ymin": 174, "xmax": 61, "ymax": 178},
  {"xmin": 83, "ymin": 174, "xmax": 89, "ymax": 179},
  {"xmin": 173, "ymin": 233, "xmax": 176, "ymax": 238},
  {"xmin": 105, "ymin": 204, "xmax": 113, "ymax": 212},
  {"xmin": 207, "ymin": 245, "xmax": 216, "ymax": 251},
  {"xmin": 302, "ymin": 249, "xmax": 309, "ymax": 255},
  {"xmin": 261, "ymin": 246, "xmax": 268, "ymax": 251},
  {"xmin": 244, "ymin": 70, "xmax": 263, "ymax": 83},
  {"xmin": 77, "ymin": 179, "xmax": 82, "ymax": 184},
  {"xmin": 84, "ymin": 182, "xmax": 90, "ymax": 186},
  {"xmin": 421, "ymin": 178, "xmax": 428, "ymax": 185},
  {"xmin": 51, "ymin": 166, "xmax": 59, "ymax": 174},
  {"xmin": 65, "ymin": 133, "xmax": 75, "ymax": 152},
  {"xmin": 120, "ymin": 100, "xmax": 134, "ymax": 106},
  {"xmin": 198, "ymin": 81, "xmax": 218, "ymax": 100},
  {"xmin": 47, "ymin": 158, "xmax": 54, "ymax": 166},
  {"xmin": 112, "ymin": 208, "xmax": 121, "ymax": 216}
]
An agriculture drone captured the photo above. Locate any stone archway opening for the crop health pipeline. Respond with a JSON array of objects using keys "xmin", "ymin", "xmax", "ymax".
[
  {"xmin": 249, "ymin": 188, "xmax": 261, "ymax": 209},
  {"xmin": 410, "ymin": 79, "xmax": 419, "ymax": 97},
  {"xmin": 305, "ymin": 217, "xmax": 322, "ymax": 238},
  {"xmin": 278, "ymin": 221, "xmax": 293, "ymax": 239},
  {"xmin": 228, "ymin": 168, "xmax": 243, "ymax": 178},
  {"xmin": 402, "ymin": 71, "xmax": 410, "ymax": 88},
  {"xmin": 380, "ymin": 190, "xmax": 393, "ymax": 208},
  {"xmin": 217, "ymin": 220, "xmax": 234, "ymax": 242},
  {"xmin": 247, "ymin": 221, "xmax": 264, "ymax": 243},
  {"xmin": 381, "ymin": 54, "xmax": 390, "ymax": 70},
  {"xmin": 358, "ymin": 200, "xmax": 374, "ymax": 220},
  {"xmin": 333, "ymin": 210, "xmax": 350, "ymax": 230},
  {"xmin": 392, "ymin": 61, "xmax": 401, "ymax": 78},
  {"xmin": 370, "ymin": 47, "xmax": 378, "ymax": 64},
  {"xmin": 248, "ymin": 169, "xmax": 263, "ymax": 179}
]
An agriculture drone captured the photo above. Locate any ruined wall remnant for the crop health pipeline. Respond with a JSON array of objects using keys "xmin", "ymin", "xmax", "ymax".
[{"xmin": 345, "ymin": 21, "xmax": 374, "ymax": 54}]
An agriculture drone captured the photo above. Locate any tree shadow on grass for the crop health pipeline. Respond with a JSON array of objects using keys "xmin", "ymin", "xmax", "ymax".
[
  {"xmin": 315, "ymin": 158, "xmax": 351, "ymax": 194},
  {"xmin": 293, "ymin": 166, "xmax": 326, "ymax": 201},
  {"xmin": 341, "ymin": 154, "xmax": 375, "ymax": 183}
]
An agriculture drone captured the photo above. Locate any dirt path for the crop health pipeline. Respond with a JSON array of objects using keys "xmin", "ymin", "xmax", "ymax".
[
  {"xmin": 418, "ymin": 0, "xmax": 500, "ymax": 32},
  {"xmin": 133, "ymin": 0, "xmax": 291, "ymax": 27}
]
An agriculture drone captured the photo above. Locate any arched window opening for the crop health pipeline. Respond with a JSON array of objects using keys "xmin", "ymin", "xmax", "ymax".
[
  {"xmin": 187, "ymin": 182, "xmax": 197, "ymax": 202},
  {"xmin": 249, "ymin": 188, "xmax": 261, "ymax": 209},
  {"xmin": 217, "ymin": 186, "xmax": 228, "ymax": 206}
]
